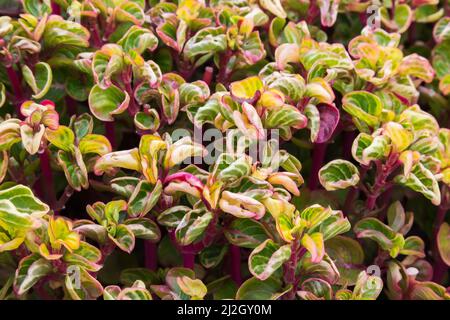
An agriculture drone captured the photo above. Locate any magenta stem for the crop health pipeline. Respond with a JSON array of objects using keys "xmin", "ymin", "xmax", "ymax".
[
  {"xmin": 308, "ymin": 143, "xmax": 327, "ymax": 190},
  {"xmin": 144, "ymin": 241, "xmax": 157, "ymax": 271},
  {"xmin": 182, "ymin": 252, "xmax": 195, "ymax": 269},
  {"xmin": 39, "ymin": 148, "xmax": 56, "ymax": 210},
  {"xmin": 365, "ymin": 154, "xmax": 399, "ymax": 211},
  {"xmin": 202, "ymin": 66, "xmax": 214, "ymax": 86},
  {"xmin": 51, "ymin": 2, "xmax": 61, "ymax": 15},
  {"xmin": 104, "ymin": 122, "xmax": 116, "ymax": 149},
  {"xmin": 342, "ymin": 130, "xmax": 356, "ymax": 160},
  {"xmin": 65, "ymin": 96, "xmax": 77, "ymax": 116},
  {"xmin": 432, "ymin": 199, "xmax": 448, "ymax": 283},
  {"xmin": 6, "ymin": 65, "xmax": 24, "ymax": 117},
  {"xmin": 229, "ymin": 245, "xmax": 242, "ymax": 285}
]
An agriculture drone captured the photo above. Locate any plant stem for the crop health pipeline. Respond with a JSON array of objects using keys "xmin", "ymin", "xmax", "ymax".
[
  {"xmin": 51, "ymin": 2, "xmax": 61, "ymax": 15},
  {"xmin": 216, "ymin": 50, "xmax": 233, "ymax": 86},
  {"xmin": 54, "ymin": 185, "xmax": 74, "ymax": 214},
  {"xmin": 39, "ymin": 148, "xmax": 57, "ymax": 210},
  {"xmin": 182, "ymin": 252, "xmax": 195, "ymax": 269},
  {"xmin": 343, "ymin": 187, "xmax": 358, "ymax": 216},
  {"xmin": 104, "ymin": 121, "xmax": 116, "ymax": 149},
  {"xmin": 144, "ymin": 241, "xmax": 157, "ymax": 271},
  {"xmin": 6, "ymin": 65, "xmax": 24, "ymax": 117},
  {"xmin": 308, "ymin": 143, "xmax": 327, "ymax": 190},
  {"xmin": 202, "ymin": 66, "xmax": 214, "ymax": 86},
  {"xmin": 342, "ymin": 130, "xmax": 356, "ymax": 160},
  {"xmin": 65, "ymin": 96, "xmax": 77, "ymax": 116},
  {"xmin": 365, "ymin": 153, "xmax": 399, "ymax": 211},
  {"xmin": 283, "ymin": 239, "xmax": 300, "ymax": 300},
  {"xmin": 229, "ymin": 245, "xmax": 242, "ymax": 285},
  {"xmin": 432, "ymin": 186, "xmax": 449, "ymax": 283}
]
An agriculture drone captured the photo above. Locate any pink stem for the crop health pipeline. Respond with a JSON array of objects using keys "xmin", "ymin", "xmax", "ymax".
[
  {"xmin": 229, "ymin": 245, "xmax": 242, "ymax": 285},
  {"xmin": 308, "ymin": 143, "xmax": 327, "ymax": 190},
  {"xmin": 342, "ymin": 130, "xmax": 356, "ymax": 160},
  {"xmin": 39, "ymin": 148, "xmax": 56, "ymax": 210},
  {"xmin": 182, "ymin": 252, "xmax": 195, "ymax": 269},
  {"xmin": 65, "ymin": 96, "xmax": 77, "ymax": 116},
  {"xmin": 202, "ymin": 67, "xmax": 214, "ymax": 86},
  {"xmin": 432, "ymin": 199, "xmax": 448, "ymax": 283},
  {"xmin": 104, "ymin": 122, "xmax": 116, "ymax": 149},
  {"xmin": 144, "ymin": 241, "xmax": 157, "ymax": 271},
  {"xmin": 6, "ymin": 65, "xmax": 24, "ymax": 117},
  {"xmin": 51, "ymin": 2, "xmax": 61, "ymax": 15}
]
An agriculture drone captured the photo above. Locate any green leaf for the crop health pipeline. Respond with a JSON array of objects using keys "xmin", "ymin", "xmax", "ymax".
[
  {"xmin": 109, "ymin": 224, "xmax": 135, "ymax": 253},
  {"xmin": 352, "ymin": 271, "xmax": 383, "ymax": 300},
  {"xmin": 394, "ymin": 163, "xmax": 441, "ymax": 206},
  {"xmin": 124, "ymin": 218, "xmax": 161, "ymax": 242},
  {"xmin": 199, "ymin": 244, "xmax": 228, "ymax": 269},
  {"xmin": 224, "ymin": 219, "xmax": 270, "ymax": 249},
  {"xmin": 117, "ymin": 26, "xmax": 158, "ymax": 54},
  {"xmin": 184, "ymin": 27, "xmax": 227, "ymax": 66},
  {"xmin": 157, "ymin": 206, "xmax": 191, "ymax": 228},
  {"xmin": 319, "ymin": 160, "xmax": 360, "ymax": 191},
  {"xmin": 248, "ymin": 239, "xmax": 291, "ymax": 280},
  {"xmin": 301, "ymin": 233, "xmax": 325, "ymax": 263},
  {"xmin": 236, "ymin": 276, "xmax": 289, "ymax": 300},
  {"xmin": 46, "ymin": 125, "xmax": 75, "ymax": 152},
  {"xmin": 325, "ymin": 236, "xmax": 364, "ymax": 285},
  {"xmin": 175, "ymin": 209, "xmax": 213, "ymax": 246},
  {"xmin": 433, "ymin": 17, "xmax": 450, "ymax": 43},
  {"xmin": 79, "ymin": 134, "xmax": 112, "ymax": 156},
  {"xmin": 437, "ymin": 222, "xmax": 450, "ymax": 266},
  {"xmin": 57, "ymin": 148, "xmax": 89, "ymax": 191},
  {"xmin": 134, "ymin": 110, "xmax": 160, "ymax": 131},
  {"xmin": 14, "ymin": 254, "xmax": 52, "ymax": 295},
  {"xmin": 43, "ymin": 15, "xmax": 90, "ymax": 48},
  {"xmin": 354, "ymin": 218, "xmax": 405, "ymax": 258},
  {"xmin": 229, "ymin": 76, "xmax": 264, "ymax": 100},
  {"xmin": 0, "ymin": 119, "xmax": 21, "ymax": 152},
  {"xmin": 88, "ymin": 84, "xmax": 130, "ymax": 121},
  {"xmin": 298, "ymin": 278, "xmax": 332, "ymax": 300},
  {"xmin": 380, "ymin": 4, "xmax": 413, "ymax": 33},
  {"xmin": 342, "ymin": 91, "xmax": 382, "ymax": 127},
  {"xmin": 260, "ymin": 0, "xmax": 286, "ymax": 19},
  {"xmin": 127, "ymin": 180, "xmax": 162, "ymax": 218},
  {"xmin": 65, "ymin": 267, "xmax": 103, "ymax": 300},
  {"xmin": 0, "ymin": 184, "xmax": 49, "ymax": 216},
  {"xmin": 0, "ymin": 200, "xmax": 36, "ymax": 230},
  {"xmin": 22, "ymin": 62, "xmax": 53, "ymax": 99}
]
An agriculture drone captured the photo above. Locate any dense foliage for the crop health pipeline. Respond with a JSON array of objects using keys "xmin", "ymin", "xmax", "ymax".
[{"xmin": 0, "ymin": 0, "xmax": 449, "ymax": 300}]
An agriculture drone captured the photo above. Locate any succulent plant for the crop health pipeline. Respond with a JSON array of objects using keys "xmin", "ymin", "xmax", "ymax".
[{"xmin": 0, "ymin": 0, "xmax": 448, "ymax": 301}]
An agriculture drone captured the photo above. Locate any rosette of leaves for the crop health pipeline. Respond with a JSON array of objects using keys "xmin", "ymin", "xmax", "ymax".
[
  {"xmin": 0, "ymin": 184, "xmax": 49, "ymax": 253},
  {"xmin": 348, "ymin": 27, "xmax": 434, "ymax": 102},
  {"xmin": 155, "ymin": 133, "xmax": 305, "ymax": 270},
  {"xmin": 14, "ymin": 216, "xmax": 103, "ymax": 299},
  {"xmin": 45, "ymin": 114, "xmax": 112, "ymax": 191},
  {"xmin": 149, "ymin": 0, "xmax": 226, "ymax": 74},
  {"xmin": 84, "ymin": 40, "xmax": 161, "ymax": 121},
  {"xmin": 320, "ymin": 93, "xmax": 443, "ymax": 208},
  {"xmin": 354, "ymin": 202, "xmax": 427, "ymax": 262},
  {"xmin": 19, "ymin": 100, "xmax": 59, "ymax": 155},
  {"xmin": 235, "ymin": 202, "xmax": 351, "ymax": 300},
  {"xmin": 75, "ymin": 199, "xmax": 160, "ymax": 254},
  {"xmin": 0, "ymin": 12, "xmax": 90, "ymax": 107}
]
